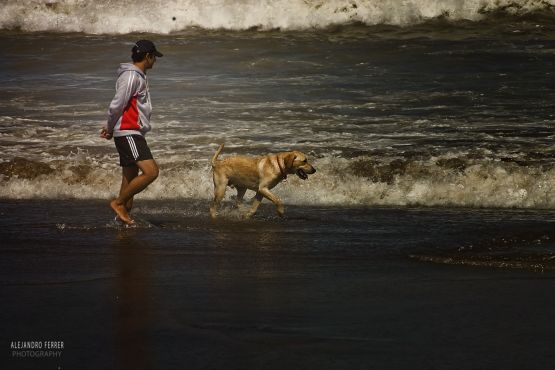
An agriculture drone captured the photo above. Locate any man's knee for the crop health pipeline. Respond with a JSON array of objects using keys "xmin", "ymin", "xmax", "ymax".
[
  {"xmin": 139, "ymin": 160, "xmax": 159, "ymax": 182},
  {"xmin": 147, "ymin": 166, "xmax": 159, "ymax": 182}
]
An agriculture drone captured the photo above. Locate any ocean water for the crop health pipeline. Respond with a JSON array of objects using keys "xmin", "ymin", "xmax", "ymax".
[
  {"xmin": 1, "ymin": 1, "xmax": 555, "ymax": 208},
  {"xmin": 1, "ymin": 1, "xmax": 555, "ymax": 369}
]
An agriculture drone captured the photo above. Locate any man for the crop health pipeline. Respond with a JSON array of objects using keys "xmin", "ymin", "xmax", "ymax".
[{"xmin": 100, "ymin": 40, "xmax": 163, "ymax": 225}]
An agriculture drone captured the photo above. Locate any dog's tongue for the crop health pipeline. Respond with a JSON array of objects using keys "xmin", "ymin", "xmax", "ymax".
[{"xmin": 297, "ymin": 169, "xmax": 308, "ymax": 180}]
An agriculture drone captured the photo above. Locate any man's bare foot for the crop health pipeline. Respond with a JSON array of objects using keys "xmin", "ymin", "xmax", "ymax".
[{"xmin": 110, "ymin": 199, "xmax": 134, "ymax": 225}]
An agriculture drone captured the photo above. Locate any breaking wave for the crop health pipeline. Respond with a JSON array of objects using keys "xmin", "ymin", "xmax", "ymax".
[
  {"xmin": 1, "ymin": 0, "xmax": 555, "ymax": 34},
  {"xmin": 1, "ymin": 153, "xmax": 554, "ymax": 209}
]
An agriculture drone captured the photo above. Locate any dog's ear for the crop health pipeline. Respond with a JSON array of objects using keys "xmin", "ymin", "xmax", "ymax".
[{"xmin": 284, "ymin": 153, "xmax": 296, "ymax": 169}]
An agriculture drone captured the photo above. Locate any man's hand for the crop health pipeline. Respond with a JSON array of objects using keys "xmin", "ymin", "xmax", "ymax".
[{"xmin": 100, "ymin": 127, "xmax": 113, "ymax": 140}]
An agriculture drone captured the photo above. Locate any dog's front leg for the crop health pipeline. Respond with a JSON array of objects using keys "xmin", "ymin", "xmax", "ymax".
[
  {"xmin": 245, "ymin": 192, "xmax": 264, "ymax": 219},
  {"xmin": 235, "ymin": 187, "xmax": 247, "ymax": 208},
  {"xmin": 258, "ymin": 187, "xmax": 285, "ymax": 217}
]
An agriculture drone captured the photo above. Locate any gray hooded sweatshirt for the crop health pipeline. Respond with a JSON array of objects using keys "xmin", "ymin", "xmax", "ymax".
[{"xmin": 107, "ymin": 63, "xmax": 152, "ymax": 137}]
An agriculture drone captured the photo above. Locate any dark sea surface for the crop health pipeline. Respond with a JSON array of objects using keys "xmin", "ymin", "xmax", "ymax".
[
  {"xmin": 1, "ymin": 1, "xmax": 555, "ymax": 369},
  {"xmin": 1, "ymin": 199, "xmax": 555, "ymax": 370}
]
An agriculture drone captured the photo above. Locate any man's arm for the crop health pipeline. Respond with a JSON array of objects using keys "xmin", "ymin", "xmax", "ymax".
[{"xmin": 100, "ymin": 127, "xmax": 112, "ymax": 140}]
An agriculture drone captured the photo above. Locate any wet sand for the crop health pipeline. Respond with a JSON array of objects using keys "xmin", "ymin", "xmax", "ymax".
[{"xmin": 1, "ymin": 199, "xmax": 555, "ymax": 370}]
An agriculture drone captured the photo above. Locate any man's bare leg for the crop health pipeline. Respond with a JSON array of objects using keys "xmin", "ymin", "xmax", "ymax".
[
  {"xmin": 111, "ymin": 159, "xmax": 159, "ymax": 224},
  {"xmin": 113, "ymin": 165, "xmax": 139, "ymax": 223},
  {"xmin": 121, "ymin": 165, "xmax": 139, "ymax": 211}
]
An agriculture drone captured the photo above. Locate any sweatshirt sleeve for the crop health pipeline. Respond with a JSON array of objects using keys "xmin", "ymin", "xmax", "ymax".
[{"xmin": 106, "ymin": 71, "xmax": 139, "ymax": 133}]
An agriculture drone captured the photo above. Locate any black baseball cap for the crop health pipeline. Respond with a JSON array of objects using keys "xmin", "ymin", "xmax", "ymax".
[{"xmin": 132, "ymin": 40, "xmax": 163, "ymax": 57}]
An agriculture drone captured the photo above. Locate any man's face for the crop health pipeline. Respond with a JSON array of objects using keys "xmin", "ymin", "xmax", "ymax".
[{"xmin": 145, "ymin": 54, "xmax": 156, "ymax": 70}]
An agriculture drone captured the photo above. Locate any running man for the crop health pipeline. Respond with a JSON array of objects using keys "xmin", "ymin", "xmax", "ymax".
[{"xmin": 100, "ymin": 40, "xmax": 163, "ymax": 225}]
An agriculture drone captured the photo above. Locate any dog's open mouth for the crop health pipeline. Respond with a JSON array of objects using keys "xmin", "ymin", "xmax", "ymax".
[{"xmin": 296, "ymin": 169, "xmax": 309, "ymax": 180}]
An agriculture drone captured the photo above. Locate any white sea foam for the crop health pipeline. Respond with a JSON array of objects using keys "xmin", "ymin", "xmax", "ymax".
[
  {"xmin": 1, "ymin": 0, "xmax": 554, "ymax": 34},
  {"xmin": 1, "ymin": 155, "xmax": 554, "ymax": 209}
]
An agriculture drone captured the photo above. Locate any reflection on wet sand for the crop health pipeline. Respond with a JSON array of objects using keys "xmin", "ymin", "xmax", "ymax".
[
  {"xmin": 210, "ymin": 218, "xmax": 287, "ymax": 277},
  {"xmin": 113, "ymin": 229, "xmax": 152, "ymax": 370}
]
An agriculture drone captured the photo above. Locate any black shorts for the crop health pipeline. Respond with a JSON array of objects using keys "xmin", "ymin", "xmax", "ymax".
[{"xmin": 114, "ymin": 135, "xmax": 153, "ymax": 167}]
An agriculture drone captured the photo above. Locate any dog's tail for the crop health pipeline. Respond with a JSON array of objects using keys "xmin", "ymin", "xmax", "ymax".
[{"xmin": 211, "ymin": 143, "xmax": 225, "ymax": 167}]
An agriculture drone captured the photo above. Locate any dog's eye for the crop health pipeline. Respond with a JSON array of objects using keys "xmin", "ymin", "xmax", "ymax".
[{"xmin": 303, "ymin": 159, "xmax": 307, "ymax": 163}]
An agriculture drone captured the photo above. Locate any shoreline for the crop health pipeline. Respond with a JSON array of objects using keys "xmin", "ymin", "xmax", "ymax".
[{"xmin": 1, "ymin": 198, "xmax": 554, "ymax": 272}]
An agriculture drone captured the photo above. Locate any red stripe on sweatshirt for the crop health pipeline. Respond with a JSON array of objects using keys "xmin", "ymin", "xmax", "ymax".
[{"xmin": 120, "ymin": 96, "xmax": 140, "ymax": 130}]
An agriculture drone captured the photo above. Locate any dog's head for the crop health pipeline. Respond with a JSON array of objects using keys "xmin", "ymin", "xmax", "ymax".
[{"xmin": 283, "ymin": 151, "xmax": 316, "ymax": 180}]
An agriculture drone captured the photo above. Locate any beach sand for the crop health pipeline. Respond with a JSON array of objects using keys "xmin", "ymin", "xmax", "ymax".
[{"xmin": 2, "ymin": 199, "xmax": 554, "ymax": 370}]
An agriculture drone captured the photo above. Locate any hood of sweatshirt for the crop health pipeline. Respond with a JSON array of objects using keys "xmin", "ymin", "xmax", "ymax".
[{"xmin": 117, "ymin": 63, "xmax": 146, "ymax": 78}]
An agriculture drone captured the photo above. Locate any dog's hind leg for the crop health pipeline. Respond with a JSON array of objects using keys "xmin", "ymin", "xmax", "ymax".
[{"xmin": 210, "ymin": 174, "xmax": 227, "ymax": 219}]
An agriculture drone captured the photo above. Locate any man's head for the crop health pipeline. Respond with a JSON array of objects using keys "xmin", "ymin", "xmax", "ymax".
[{"xmin": 132, "ymin": 40, "xmax": 163, "ymax": 70}]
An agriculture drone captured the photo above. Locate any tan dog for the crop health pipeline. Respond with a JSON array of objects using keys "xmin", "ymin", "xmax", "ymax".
[{"xmin": 210, "ymin": 144, "xmax": 316, "ymax": 219}]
